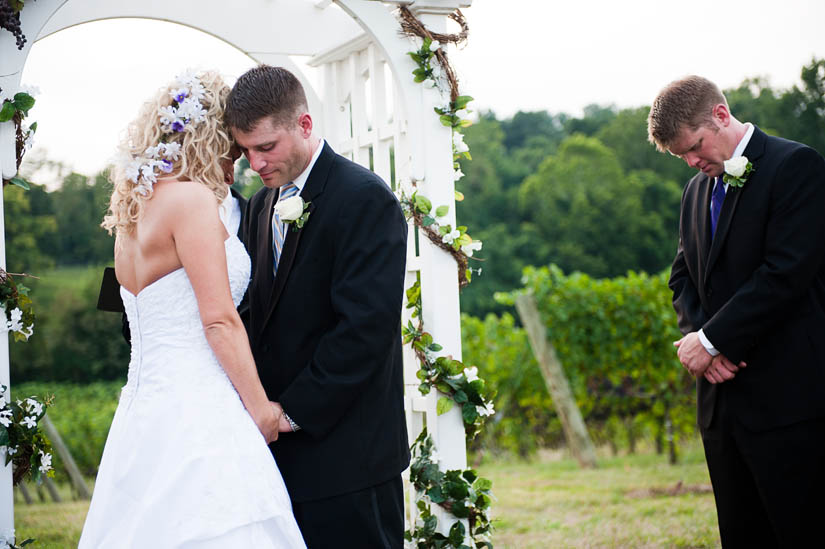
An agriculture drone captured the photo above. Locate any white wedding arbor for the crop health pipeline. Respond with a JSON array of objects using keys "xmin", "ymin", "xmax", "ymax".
[{"xmin": 0, "ymin": 0, "xmax": 472, "ymax": 534}]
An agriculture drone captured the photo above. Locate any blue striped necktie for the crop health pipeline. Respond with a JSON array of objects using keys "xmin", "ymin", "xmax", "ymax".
[{"xmin": 272, "ymin": 182, "xmax": 299, "ymax": 276}]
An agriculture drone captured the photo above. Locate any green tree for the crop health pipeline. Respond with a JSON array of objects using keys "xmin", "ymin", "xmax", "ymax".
[
  {"xmin": 596, "ymin": 106, "xmax": 693, "ymax": 184},
  {"xmin": 519, "ymin": 135, "xmax": 680, "ymax": 278},
  {"xmin": 50, "ymin": 172, "xmax": 114, "ymax": 265},
  {"xmin": 3, "ymin": 184, "xmax": 57, "ymax": 273}
]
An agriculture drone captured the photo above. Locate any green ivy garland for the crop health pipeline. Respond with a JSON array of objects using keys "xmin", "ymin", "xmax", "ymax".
[
  {"xmin": 396, "ymin": 7, "xmax": 496, "ymax": 548},
  {"xmin": 405, "ymin": 429, "xmax": 493, "ymax": 549},
  {"xmin": 0, "ymin": 87, "xmax": 37, "ymax": 189}
]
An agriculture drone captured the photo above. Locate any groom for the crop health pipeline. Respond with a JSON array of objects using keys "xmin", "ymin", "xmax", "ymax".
[
  {"xmin": 225, "ymin": 65, "xmax": 410, "ymax": 547},
  {"xmin": 648, "ymin": 76, "xmax": 825, "ymax": 547}
]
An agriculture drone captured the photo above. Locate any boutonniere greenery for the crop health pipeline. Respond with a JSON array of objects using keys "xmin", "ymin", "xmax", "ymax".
[
  {"xmin": 722, "ymin": 156, "xmax": 754, "ymax": 188},
  {"xmin": 274, "ymin": 195, "xmax": 311, "ymax": 230}
]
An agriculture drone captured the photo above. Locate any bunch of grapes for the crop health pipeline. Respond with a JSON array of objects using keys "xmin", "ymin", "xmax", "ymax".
[{"xmin": 0, "ymin": 0, "xmax": 27, "ymax": 50}]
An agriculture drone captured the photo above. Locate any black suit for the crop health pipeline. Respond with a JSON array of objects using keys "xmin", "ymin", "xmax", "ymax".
[
  {"xmin": 97, "ymin": 187, "xmax": 249, "ymax": 341},
  {"xmin": 244, "ymin": 142, "xmax": 409, "ymax": 547},
  {"xmin": 670, "ymin": 126, "xmax": 825, "ymax": 546}
]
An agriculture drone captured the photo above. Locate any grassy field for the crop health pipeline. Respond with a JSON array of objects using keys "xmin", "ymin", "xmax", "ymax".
[
  {"xmin": 483, "ymin": 445, "xmax": 720, "ymax": 548},
  {"xmin": 14, "ymin": 445, "xmax": 720, "ymax": 548}
]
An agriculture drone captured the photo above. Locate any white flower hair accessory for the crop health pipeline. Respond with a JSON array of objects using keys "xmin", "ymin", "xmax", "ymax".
[{"xmin": 121, "ymin": 72, "xmax": 206, "ymax": 196}]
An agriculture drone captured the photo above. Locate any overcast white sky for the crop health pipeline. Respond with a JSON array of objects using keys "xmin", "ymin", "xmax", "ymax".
[{"xmin": 17, "ymin": 0, "xmax": 825, "ymax": 178}]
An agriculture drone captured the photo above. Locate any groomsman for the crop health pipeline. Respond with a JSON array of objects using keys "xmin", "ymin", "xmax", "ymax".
[{"xmin": 648, "ymin": 75, "xmax": 825, "ymax": 547}]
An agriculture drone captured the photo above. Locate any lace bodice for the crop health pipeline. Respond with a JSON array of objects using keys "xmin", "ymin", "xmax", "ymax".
[{"xmin": 119, "ymin": 235, "xmax": 251, "ymax": 402}]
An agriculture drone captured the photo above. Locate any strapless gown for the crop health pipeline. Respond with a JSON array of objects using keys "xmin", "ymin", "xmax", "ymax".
[{"xmin": 78, "ymin": 235, "xmax": 306, "ymax": 548}]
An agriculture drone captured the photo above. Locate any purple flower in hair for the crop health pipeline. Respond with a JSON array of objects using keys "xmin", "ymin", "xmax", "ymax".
[
  {"xmin": 172, "ymin": 120, "xmax": 185, "ymax": 133},
  {"xmin": 160, "ymin": 159, "xmax": 174, "ymax": 173},
  {"xmin": 174, "ymin": 91, "xmax": 187, "ymax": 103}
]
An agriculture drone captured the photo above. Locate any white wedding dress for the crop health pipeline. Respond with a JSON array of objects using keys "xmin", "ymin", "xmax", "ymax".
[{"xmin": 79, "ymin": 234, "xmax": 306, "ymax": 548}]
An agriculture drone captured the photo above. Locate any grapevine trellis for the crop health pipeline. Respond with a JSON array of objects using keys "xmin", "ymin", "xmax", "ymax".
[{"xmin": 0, "ymin": 1, "xmax": 494, "ymax": 546}]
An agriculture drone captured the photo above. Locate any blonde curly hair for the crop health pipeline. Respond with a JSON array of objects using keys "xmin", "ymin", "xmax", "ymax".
[{"xmin": 102, "ymin": 70, "xmax": 232, "ymax": 236}]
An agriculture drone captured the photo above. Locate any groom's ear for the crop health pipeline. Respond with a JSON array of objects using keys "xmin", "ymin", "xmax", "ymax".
[
  {"xmin": 711, "ymin": 103, "xmax": 731, "ymax": 127},
  {"xmin": 297, "ymin": 112, "xmax": 313, "ymax": 138}
]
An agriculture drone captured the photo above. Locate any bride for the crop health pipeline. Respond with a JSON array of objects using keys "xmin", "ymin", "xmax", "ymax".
[{"xmin": 78, "ymin": 70, "xmax": 306, "ymax": 548}]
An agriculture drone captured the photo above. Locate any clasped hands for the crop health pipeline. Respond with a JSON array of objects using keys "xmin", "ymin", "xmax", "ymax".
[
  {"xmin": 257, "ymin": 401, "xmax": 297, "ymax": 444},
  {"xmin": 674, "ymin": 332, "xmax": 746, "ymax": 384}
]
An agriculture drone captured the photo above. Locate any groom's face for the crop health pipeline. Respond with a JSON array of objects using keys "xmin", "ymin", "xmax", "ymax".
[
  {"xmin": 232, "ymin": 114, "xmax": 312, "ymax": 189},
  {"xmin": 669, "ymin": 123, "xmax": 729, "ymax": 177}
]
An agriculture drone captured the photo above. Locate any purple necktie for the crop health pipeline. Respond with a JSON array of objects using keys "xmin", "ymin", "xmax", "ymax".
[{"xmin": 710, "ymin": 177, "xmax": 726, "ymax": 237}]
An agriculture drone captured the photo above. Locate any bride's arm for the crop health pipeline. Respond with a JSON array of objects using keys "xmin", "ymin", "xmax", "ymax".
[{"xmin": 165, "ymin": 181, "xmax": 280, "ymax": 443}]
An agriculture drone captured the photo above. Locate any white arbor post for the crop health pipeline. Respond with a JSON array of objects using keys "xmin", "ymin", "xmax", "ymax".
[
  {"xmin": 0, "ymin": 0, "xmax": 69, "ymax": 533},
  {"xmin": 0, "ymin": 0, "xmax": 472, "ymax": 535}
]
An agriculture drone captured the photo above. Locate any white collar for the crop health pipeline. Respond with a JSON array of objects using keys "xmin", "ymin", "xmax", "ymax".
[
  {"xmin": 290, "ymin": 138, "xmax": 325, "ymax": 194},
  {"xmin": 731, "ymin": 123, "xmax": 754, "ymax": 159},
  {"xmin": 718, "ymin": 123, "xmax": 754, "ymax": 188}
]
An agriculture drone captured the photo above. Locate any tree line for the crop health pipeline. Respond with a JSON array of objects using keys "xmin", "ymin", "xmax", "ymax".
[
  {"xmin": 4, "ymin": 59, "xmax": 824, "ymax": 439},
  {"xmin": 457, "ymin": 58, "xmax": 825, "ymax": 317}
]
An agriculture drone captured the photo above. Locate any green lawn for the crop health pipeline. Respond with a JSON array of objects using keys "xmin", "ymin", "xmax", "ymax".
[
  {"xmin": 479, "ymin": 445, "xmax": 720, "ymax": 548},
  {"xmin": 14, "ymin": 447, "xmax": 720, "ymax": 548}
]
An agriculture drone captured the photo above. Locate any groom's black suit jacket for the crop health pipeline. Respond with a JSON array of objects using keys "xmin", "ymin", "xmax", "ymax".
[
  {"xmin": 243, "ymin": 142, "xmax": 410, "ymax": 503},
  {"xmin": 669, "ymin": 126, "xmax": 825, "ymax": 431}
]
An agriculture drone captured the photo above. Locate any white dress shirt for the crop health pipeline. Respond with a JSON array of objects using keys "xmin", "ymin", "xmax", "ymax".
[{"xmin": 218, "ymin": 189, "xmax": 241, "ymax": 237}]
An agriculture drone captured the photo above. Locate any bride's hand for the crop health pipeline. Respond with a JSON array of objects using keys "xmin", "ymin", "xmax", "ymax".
[{"xmin": 256, "ymin": 402, "xmax": 282, "ymax": 443}]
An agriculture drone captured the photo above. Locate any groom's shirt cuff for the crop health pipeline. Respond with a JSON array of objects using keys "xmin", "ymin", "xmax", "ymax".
[{"xmin": 698, "ymin": 329, "xmax": 720, "ymax": 357}]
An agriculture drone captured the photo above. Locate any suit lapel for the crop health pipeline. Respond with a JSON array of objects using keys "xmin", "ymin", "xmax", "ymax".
[
  {"xmin": 696, "ymin": 174, "xmax": 713, "ymax": 264},
  {"xmin": 256, "ymin": 188, "xmax": 278, "ymax": 296},
  {"xmin": 260, "ymin": 142, "xmax": 337, "ymax": 334},
  {"xmin": 230, "ymin": 187, "xmax": 248, "ymax": 239},
  {"xmin": 704, "ymin": 126, "xmax": 768, "ymax": 282}
]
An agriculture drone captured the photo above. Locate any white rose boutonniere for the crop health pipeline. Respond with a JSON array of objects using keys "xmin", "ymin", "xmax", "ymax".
[
  {"xmin": 274, "ymin": 196, "xmax": 311, "ymax": 229},
  {"xmin": 722, "ymin": 156, "xmax": 754, "ymax": 188}
]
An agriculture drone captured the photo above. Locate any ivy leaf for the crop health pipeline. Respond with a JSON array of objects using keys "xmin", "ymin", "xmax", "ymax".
[
  {"xmin": 0, "ymin": 102, "xmax": 15, "ymax": 123},
  {"xmin": 418, "ymin": 383, "xmax": 431, "ymax": 395},
  {"xmin": 9, "ymin": 177, "xmax": 30, "ymax": 190},
  {"xmin": 436, "ymin": 396, "xmax": 454, "ymax": 415},
  {"xmin": 13, "ymin": 92, "xmax": 35, "ymax": 114},
  {"xmin": 435, "ymin": 205, "xmax": 449, "ymax": 218},
  {"xmin": 453, "ymin": 95, "xmax": 474, "ymax": 110},
  {"xmin": 456, "ymin": 233, "xmax": 473, "ymax": 247},
  {"xmin": 448, "ymin": 521, "xmax": 466, "ymax": 544},
  {"xmin": 28, "ymin": 121, "xmax": 37, "ymax": 133},
  {"xmin": 439, "ymin": 114, "xmax": 454, "ymax": 127},
  {"xmin": 473, "ymin": 477, "xmax": 493, "ymax": 491},
  {"xmin": 462, "ymin": 469, "xmax": 478, "ymax": 484},
  {"xmin": 0, "ymin": 429, "xmax": 8, "ymax": 447},
  {"xmin": 451, "ymin": 499, "xmax": 471, "ymax": 518},
  {"xmin": 427, "ymin": 485, "xmax": 446, "ymax": 504},
  {"xmin": 408, "ymin": 52, "xmax": 424, "ymax": 65},
  {"xmin": 414, "ymin": 194, "xmax": 432, "ymax": 215},
  {"xmin": 453, "ymin": 389, "xmax": 468, "ymax": 404},
  {"xmin": 422, "ymin": 216, "xmax": 435, "ymax": 227},
  {"xmin": 462, "ymin": 402, "xmax": 478, "ymax": 424}
]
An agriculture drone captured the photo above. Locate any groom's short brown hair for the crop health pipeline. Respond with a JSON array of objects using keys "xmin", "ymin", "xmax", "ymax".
[
  {"xmin": 224, "ymin": 65, "xmax": 308, "ymax": 131},
  {"xmin": 647, "ymin": 75, "xmax": 727, "ymax": 152}
]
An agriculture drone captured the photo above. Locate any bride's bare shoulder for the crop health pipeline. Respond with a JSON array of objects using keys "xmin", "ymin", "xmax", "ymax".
[{"xmin": 151, "ymin": 179, "xmax": 217, "ymax": 212}]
